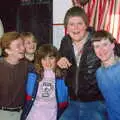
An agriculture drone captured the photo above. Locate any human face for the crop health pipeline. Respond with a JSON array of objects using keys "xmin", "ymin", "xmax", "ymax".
[
  {"xmin": 24, "ymin": 38, "xmax": 37, "ymax": 54},
  {"xmin": 41, "ymin": 56, "xmax": 56, "ymax": 70},
  {"xmin": 66, "ymin": 16, "xmax": 87, "ymax": 42},
  {"xmin": 6, "ymin": 38, "xmax": 25, "ymax": 60},
  {"xmin": 93, "ymin": 39, "xmax": 115, "ymax": 63}
]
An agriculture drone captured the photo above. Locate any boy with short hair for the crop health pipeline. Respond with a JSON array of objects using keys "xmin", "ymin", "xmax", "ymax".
[
  {"xmin": 57, "ymin": 6, "xmax": 106, "ymax": 120},
  {"xmin": 92, "ymin": 30, "xmax": 120, "ymax": 120}
]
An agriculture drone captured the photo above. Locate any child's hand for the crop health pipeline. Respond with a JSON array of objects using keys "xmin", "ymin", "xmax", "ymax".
[{"xmin": 57, "ymin": 57, "xmax": 72, "ymax": 69}]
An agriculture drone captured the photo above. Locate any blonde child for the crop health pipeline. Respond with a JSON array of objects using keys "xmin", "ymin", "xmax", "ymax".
[{"xmin": 21, "ymin": 32, "xmax": 37, "ymax": 62}]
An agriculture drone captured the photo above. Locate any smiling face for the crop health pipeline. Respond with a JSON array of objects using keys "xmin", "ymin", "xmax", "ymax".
[
  {"xmin": 24, "ymin": 37, "xmax": 37, "ymax": 54},
  {"xmin": 6, "ymin": 38, "xmax": 25, "ymax": 60},
  {"xmin": 93, "ymin": 38, "xmax": 115, "ymax": 63},
  {"xmin": 41, "ymin": 55, "xmax": 56, "ymax": 70},
  {"xmin": 66, "ymin": 16, "xmax": 87, "ymax": 42}
]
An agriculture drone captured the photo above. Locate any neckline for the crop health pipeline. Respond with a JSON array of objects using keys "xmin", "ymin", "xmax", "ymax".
[{"xmin": 101, "ymin": 56, "xmax": 120, "ymax": 68}]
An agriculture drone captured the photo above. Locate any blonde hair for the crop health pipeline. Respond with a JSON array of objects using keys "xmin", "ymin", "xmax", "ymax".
[{"xmin": 20, "ymin": 32, "xmax": 37, "ymax": 43}]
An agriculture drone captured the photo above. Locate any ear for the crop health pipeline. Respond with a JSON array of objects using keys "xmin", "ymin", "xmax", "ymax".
[{"xmin": 5, "ymin": 48, "xmax": 11, "ymax": 55}]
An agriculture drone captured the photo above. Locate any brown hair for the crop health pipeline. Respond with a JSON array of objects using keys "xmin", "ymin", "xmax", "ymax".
[
  {"xmin": 64, "ymin": 6, "xmax": 88, "ymax": 28},
  {"xmin": 34, "ymin": 44, "xmax": 64, "ymax": 81},
  {"xmin": 91, "ymin": 30, "xmax": 120, "ymax": 56},
  {"xmin": 0, "ymin": 31, "xmax": 21, "ymax": 56},
  {"xmin": 91, "ymin": 30, "xmax": 115, "ymax": 43}
]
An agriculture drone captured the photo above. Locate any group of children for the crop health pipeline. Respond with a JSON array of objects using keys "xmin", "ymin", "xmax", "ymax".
[
  {"xmin": 24, "ymin": 31, "xmax": 120, "ymax": 120},
  {"xmin": 0, "ymin": 7, "xmax": 120, "ymax": 120},
  {"xmin": 0, "ymin": 31, "xmax": 68, "ymax": 120},
  {"xmin": 1, "ymin": 30, "xmax": 120, "ymax": 120}
]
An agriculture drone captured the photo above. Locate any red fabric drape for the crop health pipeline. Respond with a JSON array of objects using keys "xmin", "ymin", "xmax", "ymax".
[{"xmin": 72, "ymin": 0, "xmax": 120, "ymax": 43}]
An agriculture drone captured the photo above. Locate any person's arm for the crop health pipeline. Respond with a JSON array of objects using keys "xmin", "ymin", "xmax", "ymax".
[{"xmin": 57, "ymin": 36, "xmax": 72, "ymax": 69}]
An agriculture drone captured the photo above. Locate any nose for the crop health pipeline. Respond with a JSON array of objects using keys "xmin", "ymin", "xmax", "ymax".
[
  {"xmin": 31, "ymin": 44, "xmax": 35, "ymax": 49},
  {"xmin": 74, "ymin": 24, "xmax": 79, "ymax": 29},
  {"xmin": 46, "ymin": 58, "xmax": 50, "ymax": 63},
  {"xmin": 45, "ymin": 58, "xmax": 51, "ymax": 67},
  {"xmin": 99, "ymin": 46, "xmax": 105, "ymax": 51}
]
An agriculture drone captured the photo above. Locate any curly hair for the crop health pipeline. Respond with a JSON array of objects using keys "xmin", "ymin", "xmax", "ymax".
[{"xmin": 34, "ymin": 44, "xmax": 65, "ymax": 81}]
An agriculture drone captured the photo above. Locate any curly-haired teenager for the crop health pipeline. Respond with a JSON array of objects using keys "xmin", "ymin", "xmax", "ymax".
[{"xmin": 21, "ymin": 44, "xmax": 68, "ymax": 120}]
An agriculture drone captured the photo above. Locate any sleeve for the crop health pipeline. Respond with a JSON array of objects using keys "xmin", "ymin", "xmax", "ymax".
[
  {"xmin": 59, "ymin": 36, "xmax": 67, "ymax": 57},
  {"xmin": 26, "ymin": 72, "xmax": 38, "ymax": 96},
  {"xmin": 59, "ymin": 35, "xmax": 72, "ymax": 57},
  {"xmin": 56, "ymin": 78, "xmax": 69, "ymax": 109},
  {"xmin": 26, "ymin": 62, "xmax": 38, "ymax": 98},
  {"xmin": 114, "ymin": 42, "xmax": 120, "ymax": 57}
]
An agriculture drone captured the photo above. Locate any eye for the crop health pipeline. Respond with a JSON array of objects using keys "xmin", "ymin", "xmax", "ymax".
[
  {"xmin": 103, "ymin": 42, "xmax": 108, "ymax": 47},
  {"xmin": 27, "ymin": 41, "xmax": 31, "ymax": 45},
  {"xmin": 94, "ymin": 44, "xmax": 100, "ymax": 49},
  {"xmin": 78, "ymin": 22, "xmax": 83, "ymax": 25},
  {"xmin": 42, "ymin": 57, "xmax": 46, "ymax": 60},
  {"xmin": 68, "ymin": 23, "xmax": 74, "ymax": 26}
]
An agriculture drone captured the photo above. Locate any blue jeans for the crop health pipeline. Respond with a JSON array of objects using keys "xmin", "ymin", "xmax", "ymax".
[{"xmin": 59, "ymin": 100, "xmax": 107, "ymax": 120}]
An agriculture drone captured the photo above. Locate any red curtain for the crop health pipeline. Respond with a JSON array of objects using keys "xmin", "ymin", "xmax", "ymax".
[{"xmin": 72, "ymin": 0, "xmax": 120, "ymax": 43}]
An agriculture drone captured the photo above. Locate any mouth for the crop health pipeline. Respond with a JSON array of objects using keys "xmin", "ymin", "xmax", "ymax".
[
  {"xmin": 29, "ymin": 47, "xmax": 36, "ymax": 50},
  {"xmin": 73, "ymin": 31, "xmax": 80, "ymax": 35},
  {"xmin": 19, "ymin": 52, "xmax": 24, "ymax": 56},
  {"xmin": 99, "ymin": 54, "xmax": 107, "ymax": 59}
]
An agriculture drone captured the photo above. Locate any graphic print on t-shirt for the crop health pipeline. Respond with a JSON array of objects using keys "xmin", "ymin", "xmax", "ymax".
[{"xmin": 36, "ymin": 78, "xmax": 55, "ymax": 101}]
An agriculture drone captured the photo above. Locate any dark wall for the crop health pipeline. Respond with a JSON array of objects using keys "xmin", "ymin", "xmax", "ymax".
[
  {"xmin": 0, "ymin": 1, "xmax": 20, "ymax": 32},
  {"xmin": 17, "ymin": 2, "xmax": 53, "ymax": 46},
  {"xmin": 0, "ymin": 0, "xmax": 53, "ymax": 46}
]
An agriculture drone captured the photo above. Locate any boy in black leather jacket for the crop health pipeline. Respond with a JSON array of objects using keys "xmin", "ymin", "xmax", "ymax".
[{"xmin": 57, "ymin": 6, "xmax": 106, "ymax": 120}]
